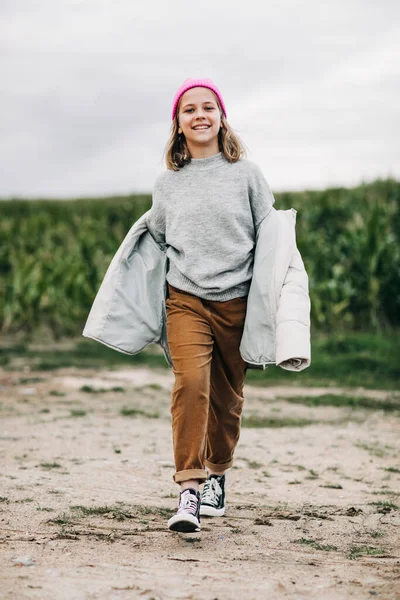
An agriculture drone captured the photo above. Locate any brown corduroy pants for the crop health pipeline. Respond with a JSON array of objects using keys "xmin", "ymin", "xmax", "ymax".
[{"xmin": 166, "ymin": 283, "xmax": 248, "ymax": 484}]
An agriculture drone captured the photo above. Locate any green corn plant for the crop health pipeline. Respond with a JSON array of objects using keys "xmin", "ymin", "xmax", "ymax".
[{"xmin": 1, "ymin": 180, "xmax": 399, "ymax": 337}]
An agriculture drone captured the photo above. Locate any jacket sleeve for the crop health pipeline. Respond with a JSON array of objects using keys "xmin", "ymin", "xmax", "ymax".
[{"xmin": 275, "ymin": 241, "xmax": 311, "ymax": 371}]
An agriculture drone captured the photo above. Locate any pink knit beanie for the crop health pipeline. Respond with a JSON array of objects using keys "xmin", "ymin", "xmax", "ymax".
[{"xmin": 171, "ymin": 78, "xmax": 227, "ymax": 121}]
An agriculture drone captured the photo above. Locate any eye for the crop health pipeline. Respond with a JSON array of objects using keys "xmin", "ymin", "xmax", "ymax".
[{"xmin": 184, "ymin": 106, "xmax": 214, "ymax": 113}]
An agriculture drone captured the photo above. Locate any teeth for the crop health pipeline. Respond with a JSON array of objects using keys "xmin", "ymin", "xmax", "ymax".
[{"xmin": 194, "ymin": 126, "xmax": 209, "ymax": 129}]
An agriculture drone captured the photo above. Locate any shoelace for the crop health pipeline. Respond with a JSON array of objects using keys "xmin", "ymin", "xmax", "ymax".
[
  {"xmin": 201, "ymin": 477, "xmax": 222, "ymax": 507},
  {"xmin": 177, "ymin": 491, "xmax": 198, "ymax": 516}
]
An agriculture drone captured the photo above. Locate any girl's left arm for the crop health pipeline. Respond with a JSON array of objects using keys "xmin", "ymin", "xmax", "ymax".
[{"xmin": 248, "ymin": 162, "xmax": 276, "ymax": 235}]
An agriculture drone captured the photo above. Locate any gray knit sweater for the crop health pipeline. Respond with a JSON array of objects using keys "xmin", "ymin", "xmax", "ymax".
[{"xmin": 146, "ymin": 151, "xmax": 276, "ymax": 301}]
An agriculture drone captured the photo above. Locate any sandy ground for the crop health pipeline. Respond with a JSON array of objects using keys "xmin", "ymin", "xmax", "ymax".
[{"xmin": 0, "ymin": 365, "xmax": 399, "ymax": 600}]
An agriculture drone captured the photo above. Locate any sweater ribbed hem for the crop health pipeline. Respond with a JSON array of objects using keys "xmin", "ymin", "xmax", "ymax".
[
  {"xmin": 167, "ymin": 269, "xmax": 250, "ymax": 302},
  {"xmin": 184, "ymin": 152, "xmax": 228, "ymax": 172}
]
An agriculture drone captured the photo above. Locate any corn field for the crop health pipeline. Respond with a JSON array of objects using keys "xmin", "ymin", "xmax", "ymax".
[{"xmin": 1, "ymin": 179, "xmax": 399, "ymax": 338}]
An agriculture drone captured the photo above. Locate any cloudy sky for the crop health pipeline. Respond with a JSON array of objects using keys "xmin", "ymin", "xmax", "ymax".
[{"xmin": 1, "ymin": 0, "xmax": 399, "ymax": 198}]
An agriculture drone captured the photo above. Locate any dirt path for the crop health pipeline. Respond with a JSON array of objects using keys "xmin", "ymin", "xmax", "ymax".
[{"xmin": 0, "ymin": 366, "xmax": 399, "ymax": 600}]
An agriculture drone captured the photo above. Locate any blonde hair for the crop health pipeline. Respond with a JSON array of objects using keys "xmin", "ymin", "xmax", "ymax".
[{"xmin": 164, "ymin": 94, "xmax": 247, "ymax": 170}]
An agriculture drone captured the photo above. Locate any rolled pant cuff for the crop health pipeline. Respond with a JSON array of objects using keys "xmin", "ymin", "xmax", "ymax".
[
  {"xmin": 173, "ymin": 469, "xmax": 208, "ymax": 484},
  {"xmin": 204, "ymin": 458, "xmax": 233, "ymax": 473}
]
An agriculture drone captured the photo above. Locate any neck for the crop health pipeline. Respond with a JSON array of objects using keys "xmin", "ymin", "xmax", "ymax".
[
  {"xmin": 186, "ymin": 141, "xmax": 220, "ymax": 159},
  {"xmin": 184, "ymin": 151, "xmax": 226, "ymax": 171}
]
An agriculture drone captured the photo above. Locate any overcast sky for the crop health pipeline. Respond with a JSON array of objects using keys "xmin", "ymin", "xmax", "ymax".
[{"xmin": 1, "ymin": 0, "xmax": 399, "ymax": 198}]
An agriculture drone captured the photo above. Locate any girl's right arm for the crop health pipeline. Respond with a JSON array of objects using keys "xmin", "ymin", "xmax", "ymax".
[{"xmin": 146, "ymin": 174, "xmax": 166, "ymax": 245}]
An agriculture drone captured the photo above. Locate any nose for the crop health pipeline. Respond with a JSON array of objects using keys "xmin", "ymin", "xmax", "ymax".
[{"xmin": 195, "ymin": 107, "xmax": 208, "ymax": 119}]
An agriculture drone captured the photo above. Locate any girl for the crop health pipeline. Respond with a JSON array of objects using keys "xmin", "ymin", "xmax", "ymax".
[{"xmin": 146, "ymin": 78, "xmax": 278, "ymax": 533}]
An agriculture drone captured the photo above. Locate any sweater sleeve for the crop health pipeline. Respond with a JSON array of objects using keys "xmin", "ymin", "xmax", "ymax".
[
  {"xmin": 146, "ymin": 173, "xmax": 166, "ymax": 245},
  {"xmin": 248, "ymin": 162, "xmax": 276, "ymax": 233}
]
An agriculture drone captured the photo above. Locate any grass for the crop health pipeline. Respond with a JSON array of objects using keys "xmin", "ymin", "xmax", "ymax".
[
  {"xmin": 366, "ymin": 529, "xmax": 386, "ymax": 539},
  {"xmin": 39, "ymin": 462, "xmax": 62, "ymax": 470},
  {"xmin": 292, "ymin": 537, "xmax": 338, "ymax": 552},
  {"xmin": 47, "ymin": 513, "xmax": 75, "ymax": 525},
  {"xmin": 135, "ymin": 383, "xmax": 163, "ymax": 392},
  {"xmin": 241, "ymin": 415, "xmax": 315, "ymax": 428},
  {"xmin": 2, "ymin": 331, "xmax": 400, "ymax": 390},
  {"xmin": 368, "ymin": 500, "xmax": 398, "ymax": 510},
  {"xmin": 245, "ymin": 331, "xmax": 400, "ymax": 390},
  {"xmin": 305, "ymin": 469, "xmax": 319, "ymax": 479},
  {"xmin": 369, "ymin": 489, "xmax": 399, "ymax": 496},
  {"xmin": 319, "ymin": 483, "xmax": 343, "ymax": 489},
  {"xmin": 47, "ymin": 502, "xmax": 175, "ymax": 524},
  {"xmin": 33, "ymin": 340, "xmax": 166, "ymax": 371},
  {"xmin": 347, "ymin": 545, "xmax": 387, "ymax": 560},
  {"xmin": 80, "ymin": 385, "xmax": 125, "ymax": 393},
  {"xmin": 70, "ymin": 504, "xmax": 135, "ymax": 521},
  {"xmin": 18, "ymin": 376, "xmax": 44, "ymax": 384},
  {"xmin": 246, "ymin": 460, "xmax": 263, "ymax": 469},
  {"xmin": 279, "ymin": 394, "xmax": 400, "ymax": 412},
  {"xmin": 120, "ymin": 406, "xmax": 159, "ymax": 419},
  {"xmin": 382, "ymin": 467, "xmax": 400, "ymax": 474},
  {"xmin": 354, "ymin": 442, "xmax": 391, "ymax": 458},
  {"xmin": 69, "ymin": 409, "xmax": 87, "ymax": 417}
]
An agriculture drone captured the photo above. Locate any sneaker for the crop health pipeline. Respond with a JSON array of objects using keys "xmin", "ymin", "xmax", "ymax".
[
  {"xmin": 168, "ymin": 488, "xmax": 201, "ymax": 532},
  {"xmin": 200, "ymin": 473, "xmax": 226, "ymax": 516}
]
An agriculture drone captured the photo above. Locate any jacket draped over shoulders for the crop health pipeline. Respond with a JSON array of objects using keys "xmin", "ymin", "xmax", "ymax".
[{"xmin": 83, "ymin": 207, "xmax": 311, "ymax": 372}]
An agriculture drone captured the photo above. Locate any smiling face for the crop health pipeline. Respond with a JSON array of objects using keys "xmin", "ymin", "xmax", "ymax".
[{"xmin": 177, "ymin": 87, "xmax": 222, "ymax": 157}]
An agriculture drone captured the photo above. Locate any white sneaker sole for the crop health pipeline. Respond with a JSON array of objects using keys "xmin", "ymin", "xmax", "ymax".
[
  {"xmin": 168, "ymin": 513, "xmax": 200, "ymax": 532},
  {"xmin": 200, "ymin": 505, "xmax": 225, "ymax": 517}
]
